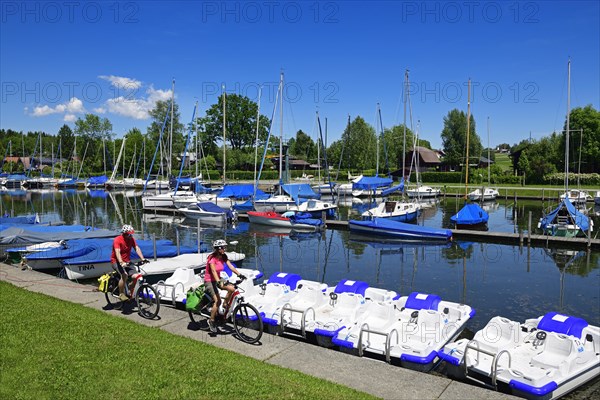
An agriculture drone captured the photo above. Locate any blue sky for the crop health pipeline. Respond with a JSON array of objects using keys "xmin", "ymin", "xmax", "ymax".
[{"xmin": 1, "ymin": 1, "xmax": 598, "ymax": 150}]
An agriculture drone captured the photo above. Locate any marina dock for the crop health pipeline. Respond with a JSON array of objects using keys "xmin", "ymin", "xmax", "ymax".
[{"xmin": 142, "ymin": 207, "xmax": 600, "ymax": 250}]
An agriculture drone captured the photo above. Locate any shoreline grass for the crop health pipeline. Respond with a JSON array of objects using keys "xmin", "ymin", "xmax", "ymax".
[{"xmin": 0, "ymin": 282, "xmax": 375, "ymax": 400}]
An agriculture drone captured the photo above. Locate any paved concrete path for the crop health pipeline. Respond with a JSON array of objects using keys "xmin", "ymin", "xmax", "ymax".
[{"xmin": 0, "ymin": 263, "xmax": 516, "ymax": 400}]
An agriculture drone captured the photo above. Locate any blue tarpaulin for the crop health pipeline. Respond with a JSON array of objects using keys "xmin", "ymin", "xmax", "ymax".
[
  {"xmin": 197, "ymin": 202, "xmax": 235, "ymax": 220},
  {"xmin": 218, "ymin": 184, "xmax": 268, "ymax": 199},
  {"xmin": 381, "ymin": 178, "xmax": 405, "ymax": 196},
  {"xmin": 281, "ymin": 184, "xmax": 320, "ymax": 200},
  {"xmin": 539, "ymin": 197, "xmax": 590, "ymax": 233},
  {"xmin": 87, "ymin": 175, "xmax": 108, "ymax": 185},
  {"xmin": 352, "ymin": 176, "xmax": 393, "ymax": 190},
  {"xmin": 450, "ymin": 203, "xmax": 489, "ymax": 225}
]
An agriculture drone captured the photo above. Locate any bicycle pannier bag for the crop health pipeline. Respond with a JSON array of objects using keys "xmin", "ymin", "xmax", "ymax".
[
  {"xmin": 98, "ymin": 274, "xmax": 111, "ymax": 293},
  {"xmin": 185, "ymin": 285, "xmax": 205, "ymax": 311}
]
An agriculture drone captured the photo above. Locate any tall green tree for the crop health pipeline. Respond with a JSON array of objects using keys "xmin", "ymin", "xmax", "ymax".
[
  {"xmin": 74, "ymin": 114, "xmax": 113, "ymax": 141},
  {"xmin": 288, "ymin": 130, "xmax": 316, "ymax": 160},
  {"xmin": 57, "ymin": 124, "xmax": 75, "ymax": 163},
  {"xmin": 197, "ymin": 94, "xmax": 270, "ymax": 152},
  {"xmin": 333, "ymin": 116, "xmax": 377, "ymax": 172},
  {"xmin": 563, "ymin": 105, "xmax": 600, "ymax": 173},
  {"xmin": 440, "ymin": 109, "xmax": 482, "ymax": 169}
]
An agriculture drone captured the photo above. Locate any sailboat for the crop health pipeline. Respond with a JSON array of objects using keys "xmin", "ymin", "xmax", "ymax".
[
  {"xmin": 538, "ymin": 60, "xmax": 593, "ymax": 237},
  {"xmin": 253, "ymin": 72, "xmax": 296, "ymax": 213},
  {"xmin": 450, "ymin": 79, "xmax": 489, "ymax": 230},
  {"xmin": 468, "ymin": 117, "xmax": 499, "ymax": 201}
]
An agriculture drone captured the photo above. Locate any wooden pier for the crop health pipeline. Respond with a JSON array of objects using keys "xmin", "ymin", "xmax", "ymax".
[{"xmin": 142, "ymin": 207, "xmax": 599, "ymax": 250}]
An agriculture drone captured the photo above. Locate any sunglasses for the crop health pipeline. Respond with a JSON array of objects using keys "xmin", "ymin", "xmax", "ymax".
[{"xmin": 217, "ymin": 246, "xmax": 227, "ymax": 250}]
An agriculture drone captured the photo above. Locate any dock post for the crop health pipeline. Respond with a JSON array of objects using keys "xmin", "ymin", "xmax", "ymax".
[
  {"xmin": 84, "ymin": 201, "xmax": 87, "ymax": 227},
  {"xmin": 505, "ymin": 188, "xmax": 507, "ymax": 200},
  {"xmin": 152, "ymin": 233, "xmax": 157, "ymax": 261},
  {"xmin": 589, "ymin": 228, "xmax": 592, "ymax": 248},
  {"xmin": 528, "ymin": 211, "xmax": 532, "ymax": 245},
  {"xmin": 176, "ymin": 229, "xmax": 180, "ymax": 256},
  {"xmin": 542, "ymin": 188, "xmax": 545, "ymax": 201}
]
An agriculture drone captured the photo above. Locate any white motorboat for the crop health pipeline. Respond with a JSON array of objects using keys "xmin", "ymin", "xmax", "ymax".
[
  {"xmin": 337, "ymin": 175, "xmax": 363, "ymax": 196},
  {"xmin": 332, "ymin": 291, "xmax": 474, "ymax": 371},
  {"xmin": 296, "ymin": 199, "xmax": 337, "ymax": 218},
  {"xmin": 406, "ymin": 185, "xmax": 441, "ymax": 199},
  {"xmin": 468, "ymin": 187, "xmax": 499, "ymax": 201},
  {"xmin": 440, "ymin": 312, "xmax": 600, "ymax": 400},
  {"xmin": 361, "ymin": 200, "xmax": 420, "ymax": 222},
  {"xmin": 560, "ymin": 189, "xmax": 591, "ymax": 204},
  {"xmin": 179, "ymin": 202, "xmax": 235, "ymax": 223},
  {"xmin": 253, "ymin": 194, "xmax": 297, "ymax": 213}
]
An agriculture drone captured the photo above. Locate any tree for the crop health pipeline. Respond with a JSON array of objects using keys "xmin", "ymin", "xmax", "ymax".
[
  {"xmin": 197, "ymin": 94, "xmax": 270, "ymax": 152},
  {"xmin": 335, "ymin": 116, "xmax": 377, "ymax": 171},
  {"xmin": 288, "ymin": 130, "xmax": 316, "ymax": 161},
  {"xmin": 74, "ymin": 114, "xmax": 113, "ymax": 141},
  {"xmin": 57, "ymin": 124, "xmax": 75, "ymax": 164},
  {"xmin": 563, "ymin": 105, "xmax": 600, "ymax": 173},
  {"xmin": 440, "ymin": 109, "xmax": 483, "ymax": 169}
]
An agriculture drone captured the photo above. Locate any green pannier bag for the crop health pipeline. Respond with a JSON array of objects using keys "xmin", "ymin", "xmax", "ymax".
[{"xmin": 185, "ymin": 284, "xmax": 205, "ymax": 311}]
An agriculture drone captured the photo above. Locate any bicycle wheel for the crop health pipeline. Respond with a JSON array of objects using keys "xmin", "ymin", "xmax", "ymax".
[
  {"xmin": 232, "ymin": 303, "xmax": 263, "ymax": 344},
  {"xmin": 105, "ymin": 286, "xmax": 123, "ymax": 310},
  {"xmin": 136, "ymin": 284, "xmax": 160, "ymax": 319}
]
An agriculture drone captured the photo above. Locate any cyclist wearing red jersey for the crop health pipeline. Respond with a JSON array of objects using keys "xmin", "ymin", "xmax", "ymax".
[
  {"xmin": 111, "ymin": 224, "xmax": 146, "ymax": 301},
  {"xmin": 205, "ymin": 239, "xmax": 245, "ymax": 333}
]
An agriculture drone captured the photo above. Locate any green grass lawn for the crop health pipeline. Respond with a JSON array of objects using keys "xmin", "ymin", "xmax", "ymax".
[
  {"xmin": 0, "ymin": 282, "xmax": 375, "ymax": 400},
  {"xmin": 494, "ymin": 153, "xmax": 512, "ymax": 172}
]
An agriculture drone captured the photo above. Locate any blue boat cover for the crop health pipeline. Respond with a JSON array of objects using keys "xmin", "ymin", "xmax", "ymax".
[
  {"xmin": 87, "ymin": 175, "xmax": 108, "ymax": 185},
  {"xmin": 218, "ymin": 184, "xmax": 268, "ymax": 199},
  {"xmin": 289, "ymin": 212, "xmax": 324, "ymax": 227},
  {"xmin": 352, "ymin": 176, "xmax": 393, "ymax": 190},
  {"xmin": 266, "ymin": 272, "xmax": 302, "ymax": 290},
  {"xmin": 539, "ymin": 197, "xmax": 590, "ymax": 233},
  {"xmin": 0, "ymin": 215, "xmax": 39, "ymax": 225},
  {"xmin": 281, "ymin": 184, "xmax": 320, "ymax": 201},
  {"xmin": 197, "ymin": 202, "xmax": 234, "ymax": 220},
  {"xmin": 381, "ymin": 178, "xmax": 405, "ymax": 197},
  {"xmin": 349, "ymin": 218, "xmax": 452, "ymax": 240},
  {"xmin": 537, "ymin": 312, "xmax": 588, "ymax": 339},
  {"xmin": 450, "ymin": 203, "xmax": 489, "ymax": 225},
  {"xmin": 62, "ymin": 242, "xmax": 197, "ymax": 265},
  {"xmin": 6, "ymin": 173, "xmax": 27, "ymax": 181},
  {"xmin": 232, "ymin": 199, "xmax": 254, "ymax": 212},
  {"xmin": 334, "ymin": 279, "xmax": 369, "ymax": 296},
  {"xmin": 25, "ymin": 238, "xmax": 173, "ymax": 261},
  {"xmin": 405, "ymin": 292, "xmax": 441, "ymax": 311}
]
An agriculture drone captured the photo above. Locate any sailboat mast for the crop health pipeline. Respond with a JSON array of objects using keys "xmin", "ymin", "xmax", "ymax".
[
  {"xmin": 565, "ymin": 59, "xmax": 570, "ymax": 192},
  {"xmin": 376, "ymin": 103, "xmax": 380, "ymax": 176},
  {"xmin": 222, "ymin": 84, "xmax": 226, "ymax": 185},
  {"xmin": 487, "ymin": 116, "xmax": 490, "ymax": 185},
  {"xmin": 279, "ymin": 71, "xmax": 284, "ymax": 192},
  {"xmin": 169, "ymin": 79, "xmax": 175, "ymax": 178},
  {"xmin": 465, "ymin": 78, "xmax": 471, "ymax": 198},
  {"xmin": 403, "ymin": 70, "xmax": 408, "ymax": 181},
  {"xmin": 253, "ymin": 86, "xmax": 262, "ymax": 197}
]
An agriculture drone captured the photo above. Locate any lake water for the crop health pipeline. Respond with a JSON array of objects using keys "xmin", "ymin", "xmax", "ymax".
[{"xmin": 2, "ymin": 188, "xmax": 599, "ymax": 334}]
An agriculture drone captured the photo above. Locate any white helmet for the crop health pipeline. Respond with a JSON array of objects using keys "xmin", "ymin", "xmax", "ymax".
[
  {"xmin": 121, "ymin": 224, "xmax": 135, "ymax": 234},
  {"xmin": 212, "ymin": 239, "xmax": 228, "ymax": 248}
]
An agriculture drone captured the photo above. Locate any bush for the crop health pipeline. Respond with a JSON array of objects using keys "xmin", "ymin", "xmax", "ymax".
[{"xmin": 543, "ymin": 173, "xmax": 600, "ymax": 186}]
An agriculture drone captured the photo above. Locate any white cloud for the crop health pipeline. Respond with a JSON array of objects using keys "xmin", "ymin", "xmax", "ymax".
[
  {"xmin": 64, "ymin": 114, "xmax": 77, "ymax": 122},
  {"xmin": 31, "ymin": 97, "xmax": 85, "ymax": 117},
  {"xmin": 93, "ymin": 107, "xmax": 107, "ymax": 114},
  {"xmin": 106, "ymin": 86, "xmax": 172, "ymax": 120},
  {"xmin": 99, "ymin": 75, "xmax": 142, "ymax": 90}
]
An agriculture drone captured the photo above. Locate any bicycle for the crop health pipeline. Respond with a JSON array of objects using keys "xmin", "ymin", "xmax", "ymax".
[
  {"xmin": 188, "ymin": 277, "xmax": 263, "ymax": 344},
  {"xmin": 105, "ymin": 260, "xmax": 160, "ymax": 319}
]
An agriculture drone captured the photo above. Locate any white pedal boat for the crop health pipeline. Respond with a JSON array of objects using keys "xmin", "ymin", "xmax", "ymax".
[
  {"xmin": 332, "ymin": 291, "xmax": 475, "ymax": 371},
  {"xmin": 243, "ymin": 272, "xmax": 304, "ymax": 331},
  {"xmin": 153, "ymin": 262, "xmax": 263, "ymax": 306},
  {"xmin": 280, "ymin": 279, "xmax": 398, "ymax": 347},
  {"xmin": 439, "ymin": 312, "xmax": 600, "ymax": 400}
]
